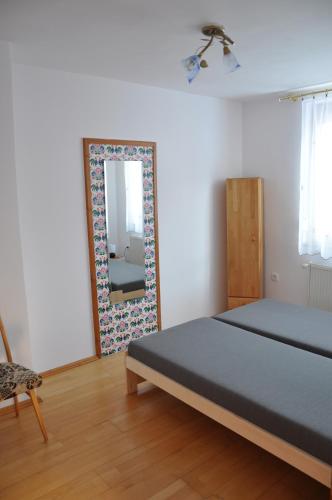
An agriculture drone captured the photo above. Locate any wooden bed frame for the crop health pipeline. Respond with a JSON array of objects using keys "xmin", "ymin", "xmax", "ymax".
[
  {"xmin": 110, "ymin": 288, "xmax": 145, "ymax": 304},
  {"xmin": 126, "ymin": 355, "xmax": 332, "ymax": 497}
]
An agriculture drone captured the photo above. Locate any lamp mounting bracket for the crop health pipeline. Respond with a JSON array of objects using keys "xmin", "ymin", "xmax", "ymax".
[
  {"xmin": 201, "ymin": 25, "xmax": 224, "ymax": 37},
  {"xmin": 201, "ymin": 24, "xmax": 234, "ymax": 45}
]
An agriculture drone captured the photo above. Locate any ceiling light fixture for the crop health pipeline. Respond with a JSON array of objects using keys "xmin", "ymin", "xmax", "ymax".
[{"xmin": 182, "ymin": 24, "xmax": 241, "ymax": 84}]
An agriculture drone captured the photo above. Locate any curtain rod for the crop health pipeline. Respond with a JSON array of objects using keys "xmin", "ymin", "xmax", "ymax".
[{"xmin": 279, "ymin": 87, "xmax": 332, "ymax": 102}]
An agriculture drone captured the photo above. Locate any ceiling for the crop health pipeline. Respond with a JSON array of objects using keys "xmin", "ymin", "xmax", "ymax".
[{"xmin": 1, "ymin": 0, "xmax": 332, "ymax": 100}]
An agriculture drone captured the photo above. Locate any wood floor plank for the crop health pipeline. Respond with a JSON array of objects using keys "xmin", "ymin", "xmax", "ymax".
[
  {"xmin": 149, "ymin": 478, "xmax": 202, "ymax": 500},
  {"xmin": 215, "ymin": 451, "xmax": 290, "ymax": 500},
  {"xmin": 36, "ymin": 471, "xmax": 110, "ymax": 500},
  {"xmin": 256, "ymin": 478, "xmax": 306, "ymax": 500},
  {"xmin": 0, "ymin": 353, "xmax": 329, "ymax": 500}
]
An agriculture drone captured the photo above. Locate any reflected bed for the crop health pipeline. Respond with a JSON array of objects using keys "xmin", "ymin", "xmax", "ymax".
[{"xmin": 109, "ymin": 259, "xmax": 145, "ymax": 293}]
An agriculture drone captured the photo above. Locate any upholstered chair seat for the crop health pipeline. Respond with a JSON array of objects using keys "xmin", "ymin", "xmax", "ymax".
[
  {"xmin": 0, "ymin": 316, "xmax": 48, "ymax": 442},
  {"xmin": 0, "ymin": 362, "xmax": 42, "ymax": 401}
]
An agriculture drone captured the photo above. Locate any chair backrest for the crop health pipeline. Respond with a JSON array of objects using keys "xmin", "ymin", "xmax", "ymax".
[{"xmin": 0, "ymin": 316, "xmax": 13, "ymax": 362}]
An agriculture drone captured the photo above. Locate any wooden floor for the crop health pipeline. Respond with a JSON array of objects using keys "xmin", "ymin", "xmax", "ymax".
[{"xmin": 0, "ymin": 353, "xmax": 329, "ymax": 500}]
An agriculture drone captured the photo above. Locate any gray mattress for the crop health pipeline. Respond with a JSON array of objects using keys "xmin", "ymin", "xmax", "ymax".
[
  {"xmin": 214, "ymin": 299, "xmax": 332, "ymax": 359},
  {"xmin": 109, "ymin": 260, "xmax": 145, "ymax": 293},
  {"xmin": 128, "ymin": 318, "xmax": 332, "ymax": 464}
]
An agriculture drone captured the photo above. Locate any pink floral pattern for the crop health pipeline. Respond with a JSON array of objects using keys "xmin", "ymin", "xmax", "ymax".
[{"xmin": 88, "ymin": 143, "xmax": 159, "ymax": 355}]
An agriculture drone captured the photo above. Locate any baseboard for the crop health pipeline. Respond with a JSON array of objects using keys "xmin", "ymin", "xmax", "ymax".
[
  {"xmin": 0, "ymin": 396, "xmax": 43, "ymax": 416},
  {"xmin": 40, "ymin": 355, "xmax": 99, "ymax": 378},
  {"xmin": 0, "ymin": 355, "xmax": 98, "ymax": 415}
]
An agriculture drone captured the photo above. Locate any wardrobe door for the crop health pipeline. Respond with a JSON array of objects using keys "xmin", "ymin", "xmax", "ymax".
[{"xmin": 227, "ymin": 178, "xmax": 263, "ymax": 309}]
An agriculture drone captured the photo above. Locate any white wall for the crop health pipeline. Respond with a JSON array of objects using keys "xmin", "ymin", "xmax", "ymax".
[
  {"xmin": 243, "ymin": 97, "xmax": 332, "ymax": 306},
  {"xmin": 0, "ymin": 43, "xmax": 31, "ymax": 368},
  {"xmin": 12, "ymin": 64, "xmax": 242, "ymax": 372}
]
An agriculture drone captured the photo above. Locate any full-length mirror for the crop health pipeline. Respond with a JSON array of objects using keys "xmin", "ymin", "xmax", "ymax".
[
  {"xmin": 83, "ymin": 138, "xmax": 161, "ymax": 358},
  {"xmin": 104, "ymin": 160, "xmax": 145, "ymax": 303}
]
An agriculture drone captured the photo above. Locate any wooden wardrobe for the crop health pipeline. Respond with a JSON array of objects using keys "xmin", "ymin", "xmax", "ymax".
[{"xmin": 226, "ymin": 177, "xmax": 263, "ymax": 310}]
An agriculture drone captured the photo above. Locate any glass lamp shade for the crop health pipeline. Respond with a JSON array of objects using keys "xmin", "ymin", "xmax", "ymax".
[
  {"xmin": 223, "ymin": 46, "xmax": 241, "ymax": 73},
  {"xmin": 182, "ymin": 54, "xmax": 201, "ymax": 83}
]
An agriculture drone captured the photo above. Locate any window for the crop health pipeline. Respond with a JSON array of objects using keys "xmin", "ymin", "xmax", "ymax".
[{"xmin": 298, "ymin": 96, "xmax": 332, "ymax": 259}]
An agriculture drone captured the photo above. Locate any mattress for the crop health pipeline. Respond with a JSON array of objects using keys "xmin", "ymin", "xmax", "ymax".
[
  {"xmin": 128, "ymin": 317, "xmax": 332, "ymax": 464},
  {"xmin": 214, "ymin": 299, "xmax": 332, "ymax": 359},
  {"xmin": 109, "ymin": 259, "xmax": 145, "ymax": 292}
]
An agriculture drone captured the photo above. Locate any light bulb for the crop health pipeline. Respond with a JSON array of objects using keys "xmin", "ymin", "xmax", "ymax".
[
  {"xmin": 182, "ymin": 55, "xmax": 201, "ymax": 83},
  {"xmin": 223, "ymin": 46, "xmax": 241, "ymax": 73}
]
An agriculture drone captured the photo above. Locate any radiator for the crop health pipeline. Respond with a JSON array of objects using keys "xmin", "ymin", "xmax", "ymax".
[{"xmin": 308, "ymin": 263, "xmax": 332, "ymax": 311}]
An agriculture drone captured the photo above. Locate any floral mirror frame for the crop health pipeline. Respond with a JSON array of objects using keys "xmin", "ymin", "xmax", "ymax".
[{"xmin": 83, "ymin": 138, "xmax": 161, "ymax": 357}]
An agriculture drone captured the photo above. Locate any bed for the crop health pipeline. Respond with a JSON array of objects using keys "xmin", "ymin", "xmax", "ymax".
[
  {"xmin": 214, "ymin": 298, "xmax": 332, "ymax": 359},
  {"xmin": 126, "ymin": 310, "xmax": 332, "ymax": 496}
]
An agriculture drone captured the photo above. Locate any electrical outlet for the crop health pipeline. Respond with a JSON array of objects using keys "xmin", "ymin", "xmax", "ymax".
[{"xmin": 271, "ymin": 272, "xmax": 280, "ymax": 282}]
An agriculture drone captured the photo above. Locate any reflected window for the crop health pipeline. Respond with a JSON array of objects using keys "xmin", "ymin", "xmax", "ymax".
[{"xmin": 125, "ymin": 161, "xmax": 143, "ymax": 235}]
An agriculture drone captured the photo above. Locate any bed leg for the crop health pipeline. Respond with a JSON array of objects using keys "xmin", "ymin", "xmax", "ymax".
[
  {"xmin": 126, "ymin": 368, "xmax": 141, "ymax": 394},
  {"xmin": 126, "ymin": 368, "xmax": 146, "ymax": 394}
]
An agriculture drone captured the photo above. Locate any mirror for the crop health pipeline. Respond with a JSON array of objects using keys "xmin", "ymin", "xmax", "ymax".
[
  {"xmin": 104, "ymin": 160, "xmax": 145, "ymax": 303},
  {"xmin": 83, "ymin": 138, "xmax": 161, "ymax": 357}
]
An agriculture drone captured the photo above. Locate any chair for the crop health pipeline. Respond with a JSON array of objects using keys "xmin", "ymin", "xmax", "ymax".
[{"xmin": 0, "ymin": 316, "xmax": 48, "ymax": 442}]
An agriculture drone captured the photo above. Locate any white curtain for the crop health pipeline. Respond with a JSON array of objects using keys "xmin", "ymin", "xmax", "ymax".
[
  {"xmin": 124, "ymin": 161, "xmax": 143, "ymax": 234},
  {"xmin": 299, "ymin": 96, "xmax": 332, "ymax": 259}
]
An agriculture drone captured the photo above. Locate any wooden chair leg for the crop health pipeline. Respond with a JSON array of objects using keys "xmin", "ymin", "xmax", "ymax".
[
  {"xmin": 27, "ymin": 389, "xmax": 48, "ymax": 442},
  {"xmin": 13, "ymin": 395, "xmax": 19, "ymax": 417}
]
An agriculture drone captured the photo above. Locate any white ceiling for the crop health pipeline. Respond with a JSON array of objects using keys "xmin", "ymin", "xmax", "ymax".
[{"xmin": 1, "ymin": 0, "xmax": 332, "ymax": 100}]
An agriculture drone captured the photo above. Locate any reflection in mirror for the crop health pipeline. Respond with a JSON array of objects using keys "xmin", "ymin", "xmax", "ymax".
[{"xmin": 104, "ymin": 160, "xmax": 145, "ymax": 304}]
